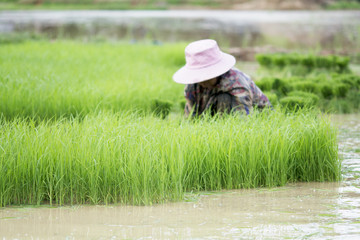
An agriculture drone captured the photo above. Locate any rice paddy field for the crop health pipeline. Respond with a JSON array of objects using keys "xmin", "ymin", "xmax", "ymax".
[
  {"xmin": 1, "ymin": 39, "xmax": 360, "ymax": 238},
  {"xmin": 0, "ymin": 40, "xmax": 343, "ymax": 205},
  {"xmin": 0, "ymin": 41, "xmax": 186, "ymax": 119}
]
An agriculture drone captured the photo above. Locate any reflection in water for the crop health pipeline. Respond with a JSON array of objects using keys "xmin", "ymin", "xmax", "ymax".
[
  {"xmin": 330, "ymin": 114, "xmax": 360, "ymax": 239},
  {"xmin": 0, "ymin": 115, "xmax": 359, "ymax": 239}
]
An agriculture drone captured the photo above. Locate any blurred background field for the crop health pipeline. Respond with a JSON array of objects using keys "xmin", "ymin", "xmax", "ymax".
[
  {"xmin": 0, "ymin": 41, "xmax": 186, "ymax": 119},
  {"xmin": 1, "ymin": 0, "xmax": 360, "ymax": 10}
]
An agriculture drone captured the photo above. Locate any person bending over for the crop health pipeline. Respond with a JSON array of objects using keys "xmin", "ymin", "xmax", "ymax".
[{"xmin": 172, "ymin": 39, "xmax": 272, "ymax": 117}]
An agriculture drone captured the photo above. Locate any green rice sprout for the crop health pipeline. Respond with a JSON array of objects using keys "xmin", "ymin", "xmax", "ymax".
[{"xmin": 0, "ymin": 110, "xmax": 340, "ymax": 206}]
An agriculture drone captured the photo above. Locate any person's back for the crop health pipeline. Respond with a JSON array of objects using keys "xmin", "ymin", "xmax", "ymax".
[
  {"xmin": 172, "ymin": 39, "xmax": 271, "ymax": 117},
  {"xmin": 184, "ymin": 67, "xmax": 271, "ymax": 117}
]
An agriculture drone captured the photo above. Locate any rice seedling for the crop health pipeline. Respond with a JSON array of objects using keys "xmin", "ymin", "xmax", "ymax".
[
  {"xmin": 150, "ymin": 99, "xmax": 173, "ymax": 119},
  {"xmin": 279, "ymin": 96, "xmax": 314, "ymax": 111},
  {"xmin": 0, "ymin": 109, "xmax": 340, "ymax": 206},
  {"xmin": 288, "ymin": 91, "xmax": 319, "ymax": 104},
  {"xmin": 262, "ymin": 91, "xmax": 278, "ymax": 105}
]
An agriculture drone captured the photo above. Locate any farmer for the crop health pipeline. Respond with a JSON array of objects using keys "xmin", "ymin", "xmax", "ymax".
[{"xmin": 172, "ymin": 39, "xmax": 272, "ymax": 117}]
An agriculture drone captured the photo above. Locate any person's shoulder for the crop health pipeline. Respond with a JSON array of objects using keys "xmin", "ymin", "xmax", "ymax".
[
  {"xmin": 219, "ymin": 68, "xmax": 251, "ymax": 90},
  {"xmin": 184, "ymin": 83, "xmax": 199, "ymax": 100},
  {"xmin": 228, "ymin": 68, "xmax": 252, "ymax": 81}
]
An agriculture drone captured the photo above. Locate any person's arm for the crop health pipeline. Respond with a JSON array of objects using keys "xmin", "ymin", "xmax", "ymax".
[
  {"xmin": 184, "ymin": 84, "xmax": 196, "ymax": 117},
  {"xmin": 249, "ymin": 80, "xmax": 272, "ymax": 109},
  {"xmin": 239, "ymin": 71, "xmax": 272, "ymax": 110},
  {"xmin": 184, "ymin": 99, "xmax": 194, "ymax": 117},
  {"xmin": 229, "ymin": 87, "xmax": 253, "ymax": 115}
]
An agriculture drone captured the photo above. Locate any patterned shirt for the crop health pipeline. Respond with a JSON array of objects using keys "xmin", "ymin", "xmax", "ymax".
[{"xmin": 184, "ymin": 68, "xmax": 272, "ymax": 117}]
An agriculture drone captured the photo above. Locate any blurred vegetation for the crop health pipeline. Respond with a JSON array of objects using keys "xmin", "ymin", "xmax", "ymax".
[
  {"xmin": 0, "ymin": 0, "xmax": 360, "ymax": 10},
  {"xmin": 0, "ymin": 0, "xmax": 222, "ymax": 10},
  {"xmin": 0, "ymin": 32, "xmax": 45, "ymax": 44},
  {"xmin": 256, "ymin": 54, "xmax": 350, "ymax": 74},
  {"xmin": 327, "ymin": 0, "xmax": 360, "ymax": 9},
  {"xmin": 255, "ymin": 53, "xmax": 360, "ymax": 113}
]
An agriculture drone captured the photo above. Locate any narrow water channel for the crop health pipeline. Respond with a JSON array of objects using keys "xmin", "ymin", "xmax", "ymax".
[{"xmin": 0, "ymin": 114, "xmax": 359, "ymax": 239}]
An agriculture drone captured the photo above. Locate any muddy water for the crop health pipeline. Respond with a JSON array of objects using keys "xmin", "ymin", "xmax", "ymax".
[{"xmin": 1, "ymin": 115, "xmax": 360, "ymax": 239}]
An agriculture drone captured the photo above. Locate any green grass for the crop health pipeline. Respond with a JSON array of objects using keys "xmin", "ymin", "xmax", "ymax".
[
  {"xmin": 326, "ymin": 0, "xmax": 360, "ymax": 10},
  {"xmin": 0, "ymin": 0, "xmax": 223, "ymax": 10},
  {"xmin": 0, "ymin": 41, "xmax": 186, "ymax": 120},
  {"xmin": 0, "ymin": 3, "xmax": 166, "ymax": 10},
  {"xmin": 0, "ymin": 0, "xmax": 165, "ymax": 10},
  {"xmin": 2, "ymin": 0, "xmax": 360, "ymax": 10},
  {"xmin": 0, "ymin": 110, "xmax": 341, "ymax": 206}
]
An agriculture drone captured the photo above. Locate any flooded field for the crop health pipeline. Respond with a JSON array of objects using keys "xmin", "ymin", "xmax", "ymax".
[{"xmin": 0, "ymin": 114, "xmax": 359, "ymax": 239}]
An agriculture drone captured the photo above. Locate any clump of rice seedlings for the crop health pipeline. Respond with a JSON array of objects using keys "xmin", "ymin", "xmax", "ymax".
[
  {"xmin": 179, "ymin": 98, "xmax": 187, "ymax": 110},
  {"xmin": 0, "ymin": 109, "xmax": 340, "ymax": 207},
  {"xmin": 150, "ymin": 99, "xmax": 173, "ymax": 119},
  {"xmin": 334, "ymin": 83, "xmax": 350, "ymax": 98},
  {"xmin": 262, "ymin": 91, "xmax": 278, "ymax": 105},
  {"xmin": 335, "ymin": 74, "xmax": 360, "ymax": 88},
  {"xmin": 328, "ymin": 99, "xmax": 353, "ymax": 113},
  {"xmin": 279, "ymin": 96, "xmax": 313, "ymax": 111},
  {"xmin": 255, "ymin": 74, "xmax": 360, "ymax": 113},
  {"xmin": 271, "ymin": 78, "xmax": 292, "ymax": 95},
  {"xmin": 254, "ymin": 78, "xmax": 274, "ymax": 92},
  {"xmin": 321, "ymin": 84, "xmax": 334, "ymax": 99},
  {"xmin": 288, "ymin": 91, "xmax": 320, "ymax": 106},
  {"xmin": 256, "ymin": 53, "xmax": 350, "ymax": 73},
  {"xmin": 292, "ymin": 81, "xmax": 319, "ymax": 94}
]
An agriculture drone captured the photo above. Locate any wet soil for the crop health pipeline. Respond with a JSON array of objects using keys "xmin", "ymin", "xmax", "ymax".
[{"xmin": 0, "ymin": 114, "xmax": 359, "ymax": 239}]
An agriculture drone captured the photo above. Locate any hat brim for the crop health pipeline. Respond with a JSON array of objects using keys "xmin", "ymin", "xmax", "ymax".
[{"xmin": 172, "ymin": 52, "xmax": 236, "ymax": 84}]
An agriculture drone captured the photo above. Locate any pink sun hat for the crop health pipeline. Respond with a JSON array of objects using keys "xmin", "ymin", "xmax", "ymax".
[{"xmin": 173, "ymin": 39, "xmax": 236, "ymax": 84}]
